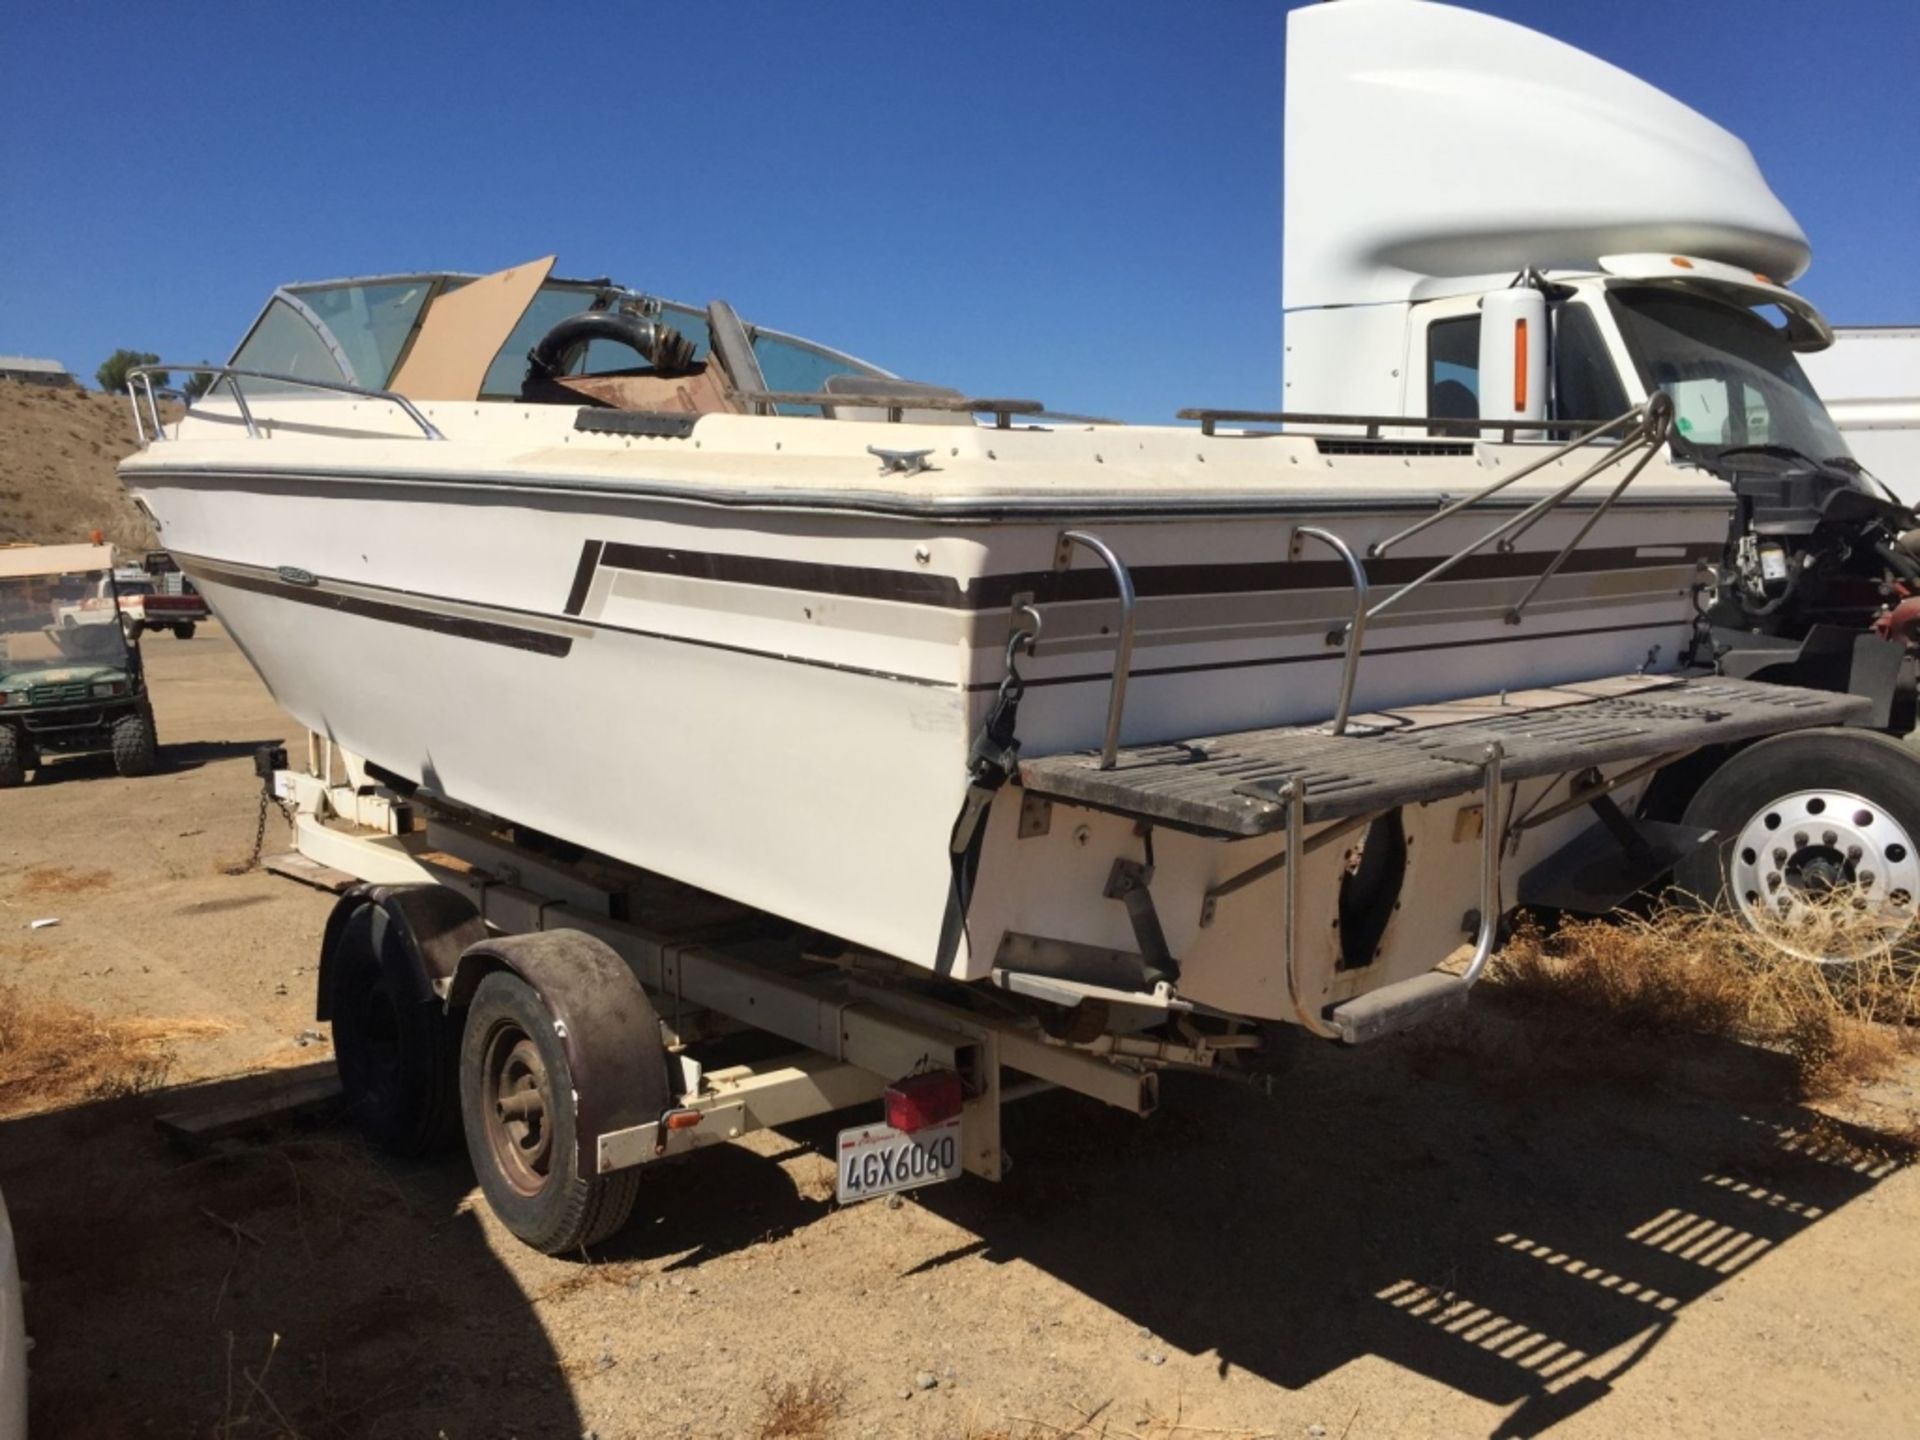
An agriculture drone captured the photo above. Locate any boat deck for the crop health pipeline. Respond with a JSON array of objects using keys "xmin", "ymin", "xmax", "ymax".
[{"xmin": 1018, "ymin": 675, "xmax": 1868, "ymax": 835}]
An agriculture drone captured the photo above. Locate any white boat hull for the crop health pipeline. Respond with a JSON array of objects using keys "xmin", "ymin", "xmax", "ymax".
[{"xmin": 126, "ymin": 424, "xmax": 1724, "ymax": 1015}]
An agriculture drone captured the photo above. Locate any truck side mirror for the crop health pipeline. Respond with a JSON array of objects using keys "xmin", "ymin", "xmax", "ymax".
[{"xmin": 1477, "ymin": 288, "xmax": 1548, "ymax": 433}]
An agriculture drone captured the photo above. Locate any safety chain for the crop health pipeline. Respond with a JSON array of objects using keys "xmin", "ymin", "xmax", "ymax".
[{"xmin": 232, "ymin": 744, "xmax": 294, "ymax": 874}]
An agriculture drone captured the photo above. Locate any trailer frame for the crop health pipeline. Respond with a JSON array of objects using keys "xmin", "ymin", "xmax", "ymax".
[{"xmin": 275, "ymin": 742, "xmax": 1180, "ymax": 1204}]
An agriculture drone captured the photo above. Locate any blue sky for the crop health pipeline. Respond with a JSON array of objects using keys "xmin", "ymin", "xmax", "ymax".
[{"xmin": 2, "ymin": 1, "xmax": 1914, "ymax": 420}]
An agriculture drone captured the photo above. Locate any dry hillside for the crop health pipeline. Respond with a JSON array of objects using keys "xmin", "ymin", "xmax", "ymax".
[{"xmin": 0, "ymin": 378, "xmax": 162, "ymax": 549}]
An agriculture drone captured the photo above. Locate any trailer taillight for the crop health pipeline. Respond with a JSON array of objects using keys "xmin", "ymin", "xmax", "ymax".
[{"xmin": 885, "ymin": 1070, "xmax": 963, "ymax": 1133}]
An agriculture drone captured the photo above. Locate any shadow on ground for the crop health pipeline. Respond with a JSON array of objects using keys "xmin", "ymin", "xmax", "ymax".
[
  {"xmin": 586, "ymin": 996, "xmax": 1913, "ymax": 1437},
  {"xmin": 6, "ymin": 998, "xmax": 1910, "ymax": 1438},
  {"xmin": 910, "ymin": 1004, "xmax": 1914, "ymax": 1438},
  {"xmin": 18, "ymin": 736, "xmax": 280, "ymax": 785},
  {"xmin": 0, "ymin": 1071, "xmax": 581, "ymax": 1439}
]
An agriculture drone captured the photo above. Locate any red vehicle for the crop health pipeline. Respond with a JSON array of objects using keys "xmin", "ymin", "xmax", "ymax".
[{"xmin": 114, "ymin": 561, "xmax": 209, "ymax": 640}]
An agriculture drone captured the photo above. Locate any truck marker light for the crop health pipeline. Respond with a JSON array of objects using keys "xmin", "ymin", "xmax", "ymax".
[
  {"xmin": 1670, "ymin": 256, "xmax": 1695, "ymax": 269},
  {"xmin": 1513, "ymin": 319, "xmax": 1529, "ymax": 412}
]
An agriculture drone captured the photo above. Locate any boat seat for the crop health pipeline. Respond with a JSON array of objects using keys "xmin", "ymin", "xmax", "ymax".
[{"xmin": 1018, "ymin": 675, "xmax": 1868, "ymax": 837}]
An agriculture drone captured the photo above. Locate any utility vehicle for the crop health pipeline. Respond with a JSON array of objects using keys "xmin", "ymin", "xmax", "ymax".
[{"xmin": 0, "ymin": 543, "xmax": 159, "ymax": 785}]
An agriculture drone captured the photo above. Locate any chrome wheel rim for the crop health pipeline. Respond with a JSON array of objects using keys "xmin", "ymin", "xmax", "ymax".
[{"xmin": 1728, "ymin": 788, "xmax": 1920, "ymax": 961}]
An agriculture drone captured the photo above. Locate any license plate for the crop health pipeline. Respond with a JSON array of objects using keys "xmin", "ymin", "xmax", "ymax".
[{"xmin": 835, "ymin": 1117, "xmax": 963, "ymax": 1204}]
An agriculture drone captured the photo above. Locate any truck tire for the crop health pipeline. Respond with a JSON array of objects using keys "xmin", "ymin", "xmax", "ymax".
[
  {"xmin": 121, "ymin": 615, "xmax": 141, "ymax": 642},
  {"xmin": 0, "ymin": 725, "xmax": 23, "ymax": 788},
  {"xmin": 110, "ymin": 710, "xmax": 158, "ymax": 777},
  {"xmin": 172, "ymin": 622, "xmax": 196, "ymax": 640},
  {"xmin": 1673, "ymin": 728, "xmax": 1920, "ymax": 961},
  {"xmin": 328, "ymin": 900, "xmax": 463, "ymax": 1155},
  {"xmin": 460, "ymin": 970, "xmax": 642, "ymax": 1254}
]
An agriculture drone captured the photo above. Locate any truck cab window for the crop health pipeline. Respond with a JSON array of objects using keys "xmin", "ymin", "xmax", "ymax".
[
  {"xmin": 1426, "ymin": 316, "xmax": 1479, "ymax": 431},
  {"xmin": 1551, "ymin": 302, "xmax": 1628, "ymax": 423}
]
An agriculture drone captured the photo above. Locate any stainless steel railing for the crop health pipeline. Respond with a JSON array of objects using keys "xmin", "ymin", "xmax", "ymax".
[
  {"xmin": 1280, "ymin": 740, "xmax": 1505, "ymax": 1040},
  {"xmin": 1053, "ymin": 530, "xmax": 1138, "ymax": 770},
  {"xmin": 125, "ymin": 363, "xmax": 445, "ymax": 444},
  {"xmin": 1289, "ymin": 526, "xmax": 1369, "ymax": 735},
  {"xmin": 1362, "ymin": 395, "xmax": 1675, "ymax": 628}
]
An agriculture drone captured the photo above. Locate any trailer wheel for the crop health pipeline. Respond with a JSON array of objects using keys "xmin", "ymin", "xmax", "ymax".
[
  {"xmin": 460, "ymin": 970, "xmax": 641, "ymax": 1254},
  {"xmin": 0, "ymin": 724, "xmax": 23, "ymax": 788},
  {"xmin": 328, "ymin": 902, "xmax": 463, "ymax": 1155},
  {"xmin": 110, "ymin": 710, "xmax": 157, "ymax": 777},
  {"xmin": 172, "ymin": 622, "xmax": 196, "ymax": 640},
  {"xmin": 1673, "ymin": 729, "xmax": 1920, "ymax": 961}
]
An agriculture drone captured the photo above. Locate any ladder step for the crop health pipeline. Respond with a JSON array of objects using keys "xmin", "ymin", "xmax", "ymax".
[{"xmin": 1327, "ymin": 971, "xmax": 1471, "ymax": 1045}]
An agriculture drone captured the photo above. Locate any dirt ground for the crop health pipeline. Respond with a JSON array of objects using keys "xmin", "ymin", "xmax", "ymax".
[{"xmin": 3, "ymin": 626, "xmax": 1920, "ymax": 1440}]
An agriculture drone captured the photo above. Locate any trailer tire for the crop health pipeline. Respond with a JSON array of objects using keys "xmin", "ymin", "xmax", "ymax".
[
  {"xmin": 328, "ymin": 901, "xmax": 463, "ymax": 1155},
  {"xmin": 110, "ymin": 710, "xmax": 157, "ymax": 777},
  {"xmin": 172, "ymin": 622, "xmax": 196, "ymax": 640},
  {"xmin": 460, "ymin": 970, "xmax": 641, "ymax": 1254},
  {"xmin": 1673, "ymin": 728, "xmax": 1920, "ymax": 960},
  {"xmin": 0, "ymin": 725, "xmax": 23, "ymax": 788}
]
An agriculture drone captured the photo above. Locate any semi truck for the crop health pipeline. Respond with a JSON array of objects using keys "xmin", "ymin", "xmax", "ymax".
[{"xmin": 1273, "ymin": 0, "xmax": 1920, "ymax": 933}]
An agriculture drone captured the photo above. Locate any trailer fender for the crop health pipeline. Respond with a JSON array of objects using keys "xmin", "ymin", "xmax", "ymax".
[
  {"xmin": 447, "ymin": 930, "xmax": 672, "ymax": 1175},
  {"xmin": 315, "ymin": 884, "xmax": 486, "ymax": 1020}
]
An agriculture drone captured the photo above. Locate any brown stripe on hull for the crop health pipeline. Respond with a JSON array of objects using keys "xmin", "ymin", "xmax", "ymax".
[
  {"xmin": 593, "ymin": 539, "xmax": 1716, "ymax": 610},
  {"xmin": 186, "ymin": 563, "xmax": 574, "ymax": 658},
  {"xmin": 178, "ymin": 551, "xmax": 1685, "ymax": 695}
]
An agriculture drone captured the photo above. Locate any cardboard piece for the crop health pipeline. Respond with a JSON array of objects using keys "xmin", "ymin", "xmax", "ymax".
[{"xmin": 389, "ymin": 255, "xmax": 556, "ymax": 402}]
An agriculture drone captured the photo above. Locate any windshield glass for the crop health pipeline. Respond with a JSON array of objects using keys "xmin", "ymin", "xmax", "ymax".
[
  {"xmin": 1609, "ymin": 286, "xmax": 1849, "ymax": 465},
  {"xmin": 287, "ymin": 280, "xmax": 439, "ymax": 387},
  {"xmin": 0, "ymin": 571, "xmax": 132, "ymax": 681},
  {"xmin": 468, "ymin": 285, "xmax": 716, "ymax": 399}
]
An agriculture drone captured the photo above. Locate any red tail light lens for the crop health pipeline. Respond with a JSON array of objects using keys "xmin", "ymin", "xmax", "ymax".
[{"xmin": 885, "ymin": 1070, "xmax": 964, "ymax": 1133}]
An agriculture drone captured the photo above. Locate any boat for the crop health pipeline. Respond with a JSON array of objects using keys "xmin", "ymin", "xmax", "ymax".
[{"xmin": 114, "ymin": 247, "xmax": 1876, "ymax": 1037}]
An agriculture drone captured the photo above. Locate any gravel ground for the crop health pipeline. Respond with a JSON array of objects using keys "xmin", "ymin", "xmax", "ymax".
[{"xmin": 2, "ymin": 625, "xmax": 1918, "ymax": 1439}]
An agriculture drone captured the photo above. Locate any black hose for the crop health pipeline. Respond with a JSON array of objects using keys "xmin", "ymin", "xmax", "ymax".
[{"xmin": 523, "ymin": 311, "xmax": 695, "ymax": 388}]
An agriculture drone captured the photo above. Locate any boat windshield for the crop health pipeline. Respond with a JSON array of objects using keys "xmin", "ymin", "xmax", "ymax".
[
  {"xmin": 1609, "ymin": 285, "xmax": 1850, "ymax": 467},
  {"xmin": 236, "ymin": 273, "xmax": 887, "ymax": 402},
  {"xmin": 0, "ymin": 571, "xmax": 132, "ymax": 682}
]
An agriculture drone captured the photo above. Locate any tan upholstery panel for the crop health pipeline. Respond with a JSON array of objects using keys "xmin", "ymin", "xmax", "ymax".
[{"xmin": 390, "ymin": 256, "xmax": 555, "ymax": 402}]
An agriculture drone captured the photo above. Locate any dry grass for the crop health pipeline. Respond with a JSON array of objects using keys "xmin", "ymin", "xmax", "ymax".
[
  {"xmin": 0, "ymin": 983, "xmax": 230, "ymax": 1118},
  {"xmin": 1488, "ymin": 895, "xmax": 1920, "ymax": 1099},
  {"xmin": 751, "ymin": 1370, "xmax": 845, "ymax": 1440}
]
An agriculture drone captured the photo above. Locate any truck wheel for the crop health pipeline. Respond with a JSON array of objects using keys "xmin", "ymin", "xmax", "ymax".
[
  {"xmin": 172, "ymin": 622, "xmax": 196, "ymax": 640},
  {"xmin": 328, "ymin": 901, "xmax": 462, "ymax": 1155},
  {"xmin": 0, "ymin": 725, "xmax": 23, "ymax": 788},
  {"xmin": 110, "ymin": 710, "xmax": 158, "ymax": 777},
  {"xmin": 1673, "ymin": 729, "xmax": 1920, "ymax": 961},
  {"xmin": 460, "ymin": 970, "xmax": 641, "ymax": 1254},
  {"xmin": 121, "ymin": 615, "xmax": 142, "ymax": 642}
]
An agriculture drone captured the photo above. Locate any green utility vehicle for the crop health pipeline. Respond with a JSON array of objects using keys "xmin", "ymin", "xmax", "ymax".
[{"xmin": 0, "ymin": 543, "xmax": 158, "ymax": 785}]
